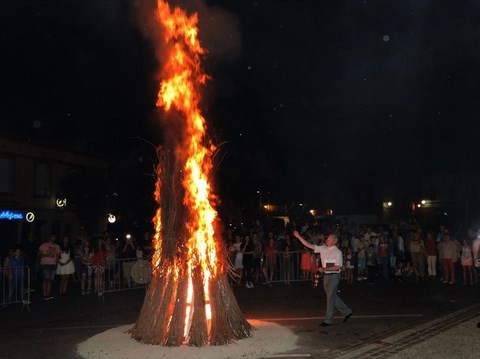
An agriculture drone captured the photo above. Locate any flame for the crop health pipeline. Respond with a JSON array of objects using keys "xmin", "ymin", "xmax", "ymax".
[{"xmin": 153, "ymin": 0, "xmax": 218, "ymax": 340}]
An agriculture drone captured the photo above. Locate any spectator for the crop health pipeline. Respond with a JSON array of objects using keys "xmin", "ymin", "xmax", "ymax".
[
  {"xmin": 38, "ymin": 234, "xmax": 60, "ymax": 300},
  {"xmin": 467, "ymin": 228, "xmax": 478, "ymax": 284},
  {"xmin": 378, "ymin": 235, "xmax": 389, "ymax": 280},
  {"xmin": 73, "ymin": 238, "xmax": 84, "ymax": 283},
  {"xmin": 21, "ymin": 231, "xmax": 38, "ymax": 281},
  {"xmin": 409, "ymin": 230, "xmax": 425, "ymax": 279},
  {"xmin": 104, "ymin": 236, "xmax": 116, "ymax": 290},
  {"xmin": 438, "ymin": 233, "xmax": 459, "ymax": 284},
  {"xmin": 345, "ymin": 247, "xmax": 354, "ymax": 284},
  {"xmin": 233, "ymin": 235, "xmax": 243, "ymax": 286},
  {"xmin": 263, "ymin": 237, "xmax": 277, "ymax": 286},
  {"xmin": 472, "ymin": 233, "xmax": 480, "ymax": 287},
  {"xmin": 251, "ymin": 233, "xmax": 263, "ymax": 285},
  {"xmin": 366, "ymin": 244, "xmax": 378, "ymax": 284},
  {"xmin": 56, "ymin": 235, "xmax": 75, "ymax": 295},
  {"xmin": 92, "ymin": 240, "xmax": 106, "ymax": 296},
  {"xmin": 122, "ymin": 235, "xmax": 137, "ymax": 288},
  {"xmin": 436, "ymin": 225, "xmax": 447, "ymax": 243},
  {"xmin": 350, "ymin": 232, "xmax": 359, "ymax": 275},
  {"xmin": 424, "ymin": 231, "xmax": 437, "ymax": 279},
  {"xmin": 300, "ymin": 246, "xmax": 312, "ymax": 280},
  {"xmin": 460, "ymin": 239, "xmax": 474, "ymax": 286},
  {"xmin": 6, "ymin": 248, "xmax": 25, "ymax": 303},
  {"xmin": 395, "ymin": 260, "xmax": 418, "ymax": 284},
  {"xmin": 114, "ymin": 239, "xmax": 123, "ymax": 287},
  {"xmin": 357, "ymin": 236, "xmax": 366, "ymax": 281},
  {"xmin": 242, "ymin": 235, "xmax": 255, "ymax": 288},
  {"xmin": 392, "ymin": 230, "xmax": 405, "ymax": 264},
  {"xmin": 253, "ymin": 220, "xmax": 265, "ymax": 244},
  {"xmin": 283, "ymin": 245, "xmax": 293, "ymax": 285},
  {"xmin": 80, "ymin": 243, "xmax": 93, "ymax": 295}
]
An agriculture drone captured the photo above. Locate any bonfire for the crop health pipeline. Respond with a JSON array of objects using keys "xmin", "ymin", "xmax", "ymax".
[{"xmin": 129, "ymin": 0, "xmax": 251, "ymax": 346}]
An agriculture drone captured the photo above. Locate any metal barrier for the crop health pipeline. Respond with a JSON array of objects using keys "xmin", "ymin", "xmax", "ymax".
[
  {"xmin": 268, "ymin": 251, "xmax": 318, "ymax": 284},
  {"xmin": 1, "ymin": 266, "xmax": 31, "ymax": 311},
  {"xmin": 96, "ymin": 251, "xmax": 339, "ymax": 293},
  {"xmin": 102, "ymin": 257, "xmax": 150, "ymax": 294}
]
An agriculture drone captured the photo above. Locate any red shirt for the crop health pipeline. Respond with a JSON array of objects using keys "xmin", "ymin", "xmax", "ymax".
[
  {"xmin": 425, "ymin": 238, "xmax": 437, "ymax": 256},
  {"xmin": 379, "ymin": 243, "xmax": 388, "ymax": 257},
  {"xmin": 265, "ymin": 244, "xmax": 276, "ymax": 262},
  {"xmin": 92, "ymin": 250, "xmax": 106, "ymax": 267}
]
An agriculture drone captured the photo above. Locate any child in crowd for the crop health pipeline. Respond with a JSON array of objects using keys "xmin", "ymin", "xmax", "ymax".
[
  {"xmin": 283, "ymin": 246, "xmax": 292, "ymax": 285},
  {"xmin": 366, "ymin": 244, "xmax": 378, "ymax": 284},
  {"xmin": 80, "ymin": 243, "xmax": 93, "ymax": 295},
  {"xmin": 345, "ymin": 247, "xmax": 354, "ymax": 284},
  {"xmin": 300, "ymin": 246, "xmax": 312, "ymax": 280},
  {"xmin": 92, "ymin": 240, "xmax": 106, "ymax": 296},
  {"xmin": 6, "ymin": 248, "xmax": 25, "ymax": 302},
  {"xmin": 395, "ymin": 260, "xmax": 418, "ymax": 283}
]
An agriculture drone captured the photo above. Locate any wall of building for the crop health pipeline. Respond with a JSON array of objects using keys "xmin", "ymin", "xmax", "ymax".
[{"xmin": 0, "ymin": 139, "xmax": 107, "ymax": 255}]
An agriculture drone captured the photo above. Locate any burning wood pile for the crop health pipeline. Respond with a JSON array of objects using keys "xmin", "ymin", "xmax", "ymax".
[{"xmin": 129, "ymin": 0, "xmax": 250, "ymax": 346}]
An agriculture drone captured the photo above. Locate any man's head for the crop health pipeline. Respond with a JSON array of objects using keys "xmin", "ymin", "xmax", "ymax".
[{"xmin": 325, "ymin": 234, "xmax": 338, "ymax": 247}]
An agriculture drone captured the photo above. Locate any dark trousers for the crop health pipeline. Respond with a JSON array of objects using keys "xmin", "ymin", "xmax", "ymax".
[{"xmin": 367, "ymin": 265, "xmax": 377, "ymax": 283}]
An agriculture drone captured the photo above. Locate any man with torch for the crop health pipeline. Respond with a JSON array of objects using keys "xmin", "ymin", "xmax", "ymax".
[{"xmin": 293, "ymin": 230, "xmax": 353, "ymax": 327}]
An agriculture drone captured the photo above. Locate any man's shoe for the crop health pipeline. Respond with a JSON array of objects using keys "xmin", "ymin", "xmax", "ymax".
[
  {"xmin": 343, "ymin": 312, "xmax": 353, "ymax": 323},
  {"xmin": 319, "ymin": 322, "xmax": 332, "ymax": 327}
]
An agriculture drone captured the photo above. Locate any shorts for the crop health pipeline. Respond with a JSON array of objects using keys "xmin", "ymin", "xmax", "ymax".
[
  {"xmin": 81, "ymin": 264, "xmax": 93, "ymax": 276},
  {"xmin": 461, "ymin": 259, "xmax": 473, "ymax": 266},
  {"xmin": 93, "ymin": 265, "xmax": 105, "ymax": 274},
  {"xmin": 41, "ymin": 265, "xmax": 57, "ymax": 281}
]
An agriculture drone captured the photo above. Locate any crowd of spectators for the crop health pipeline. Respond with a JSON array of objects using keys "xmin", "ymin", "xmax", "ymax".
[
  {"xmin": 2, "ymin": 217, "xmax": 480, "ymax": 304},
  {"xmin": 223, "ymin": 219, "xmax": 480, "ymax": 288},
  {"xmin": 1, "ymin": 230, "xmax": 153, "ymax": 303}
]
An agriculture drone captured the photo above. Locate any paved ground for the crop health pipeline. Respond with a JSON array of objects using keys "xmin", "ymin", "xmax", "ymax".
[{"xmin": 1, "ymin": 277, "xmax": 479, "ymax": 358}]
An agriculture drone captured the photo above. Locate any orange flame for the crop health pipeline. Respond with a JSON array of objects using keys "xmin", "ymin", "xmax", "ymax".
[{"xmin": 153, "ymin": 0, "xmax": 217, "ymax": 339}]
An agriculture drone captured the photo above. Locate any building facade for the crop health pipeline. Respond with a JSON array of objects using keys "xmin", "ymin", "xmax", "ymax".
[{"xmin": 0, "ymin": 138, "xmax": 107, "ymax": 256}]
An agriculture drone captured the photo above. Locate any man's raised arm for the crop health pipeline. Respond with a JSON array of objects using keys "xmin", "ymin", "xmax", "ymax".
[{"xmin": 293, "ymin": 231, "xmax": 315, "ymax": 251}]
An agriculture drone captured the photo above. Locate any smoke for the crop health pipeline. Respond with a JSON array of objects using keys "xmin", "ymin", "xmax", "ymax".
[{"xmin": 131, "ymin": 0, "xmax": 241, "ymax": 63}]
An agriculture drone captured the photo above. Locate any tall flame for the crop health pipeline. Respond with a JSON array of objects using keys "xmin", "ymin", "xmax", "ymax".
[{"xmin": 153, "ymin": 0, "xmax": 217, "ymax": 339}]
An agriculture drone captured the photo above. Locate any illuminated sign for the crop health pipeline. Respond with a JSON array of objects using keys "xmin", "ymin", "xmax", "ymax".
[
  {"xmin": 56, "ymin": 197, "xmax": 67, "ymax": 207},
  {"xmin": 25, "ymin": 212, "xmax": 35, "ymax": 222},
  {"xmin": 0, "ymin": 210, "xmax": 24, "ymax": 220}
]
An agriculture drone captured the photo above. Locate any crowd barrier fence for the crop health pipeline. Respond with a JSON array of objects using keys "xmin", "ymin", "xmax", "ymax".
[{"xmin": 1, "ymin": 266, "xmax": 31, "ymax": 311}]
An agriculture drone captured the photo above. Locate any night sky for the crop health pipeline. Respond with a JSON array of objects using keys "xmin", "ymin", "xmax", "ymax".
[{"xmin": 3, "ymin": 0, "xmax": 480, "ymax": 214}]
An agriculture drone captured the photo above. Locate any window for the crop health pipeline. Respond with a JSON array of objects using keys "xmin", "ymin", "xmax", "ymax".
[
  {"xmin": 0, "ymin": 158, "xmax": 15, "ymax": 193},
  {"xmin": 35, "ymin": 162, "xmax": 51, "ymax": 197}
]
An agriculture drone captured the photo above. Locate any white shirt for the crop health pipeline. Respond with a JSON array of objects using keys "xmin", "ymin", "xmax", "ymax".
[{"xmin": 313, "ymin": 244, "xmax": 343, "ymax": 273}]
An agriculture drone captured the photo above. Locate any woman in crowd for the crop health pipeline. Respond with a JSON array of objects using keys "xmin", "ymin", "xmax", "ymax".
[
  {"xmin": 460, "ymin": 238, "xmax": 475, "ymax": 286},
  {"xmin": 80, "ymin": 243, "xmax": 93, "ymax": 295},
  {"xmin": 56, "ymin": 235, "xmax": 75, "ymax": 295}
]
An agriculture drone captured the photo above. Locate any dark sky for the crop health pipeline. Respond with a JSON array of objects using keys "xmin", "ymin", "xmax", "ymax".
[{"xmin": 3, "ymin": 0, "xmax": 480, "ymax": 212}]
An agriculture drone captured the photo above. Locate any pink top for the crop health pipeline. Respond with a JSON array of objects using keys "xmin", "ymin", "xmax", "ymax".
[{"xmin": 39, "ymin": 242, "xmax": 61, "ymax": 265}]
